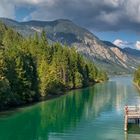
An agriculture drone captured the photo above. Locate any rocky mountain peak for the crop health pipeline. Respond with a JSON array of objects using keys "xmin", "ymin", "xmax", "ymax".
[{"xmin": 0, "ymin": 18, "xmax": 140, "ymax": 74}]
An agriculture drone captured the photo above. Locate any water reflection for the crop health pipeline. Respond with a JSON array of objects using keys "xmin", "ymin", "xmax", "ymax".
[
  {"xmin": 0, "ymin": 76, "xmax": 140, "ymax": 140},
  {"xmin": 125, "ymin": 124, "xmax": 140, "ymax": 140}
]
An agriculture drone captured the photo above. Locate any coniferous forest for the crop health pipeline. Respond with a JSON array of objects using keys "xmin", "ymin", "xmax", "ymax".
[
  {"xmin": 0, "ymin": 22, "xmax": 108, "ymax": 110},
  {"xmin": 134, "ymin": 67, "xmax": 140, "ymax": 87}
]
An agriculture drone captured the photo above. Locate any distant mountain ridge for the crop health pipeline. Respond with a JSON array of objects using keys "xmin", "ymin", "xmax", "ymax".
[
  {"xmin": 0, "ymin": 18, "xmax": 140, "ymax": 74},
  {"xmin": 123, "ymin": 47, "xmax": 140, "ymax": 57}
]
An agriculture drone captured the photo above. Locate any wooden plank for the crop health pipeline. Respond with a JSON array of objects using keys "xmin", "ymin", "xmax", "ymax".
[{"xmin": 124, "ymin": 105, "xmax": 140, "ymax": 131}]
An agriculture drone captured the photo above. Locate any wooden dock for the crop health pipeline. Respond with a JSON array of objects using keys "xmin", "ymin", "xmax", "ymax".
[{"xmin": 124, "ymin": 105, "xmax": 140, "ymax": 131}]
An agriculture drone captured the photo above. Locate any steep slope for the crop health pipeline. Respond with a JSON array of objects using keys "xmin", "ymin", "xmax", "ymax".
[
  {"xmin": 102, "ymin": 41, "xmax": 140, "ymax": 73},
  {"xmin": 0, "ymin": 18, "xmax": 140, "ymax": 74}
]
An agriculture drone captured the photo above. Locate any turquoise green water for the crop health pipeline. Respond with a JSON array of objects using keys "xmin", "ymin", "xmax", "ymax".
[{"xmin": 0, "ymin": 76, "xmax": 140, "ymax": 140}]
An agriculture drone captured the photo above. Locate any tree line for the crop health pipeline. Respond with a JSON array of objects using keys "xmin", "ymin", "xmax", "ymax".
[
  {"xmin": 0, "ymin": 22, "xmax": 108, "ymax": 110},
  {"xmin": 134, "ymin": 67, "xmax": 140, "ymax": 87}
]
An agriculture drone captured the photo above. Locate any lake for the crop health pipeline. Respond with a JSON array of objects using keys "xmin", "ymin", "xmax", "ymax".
[{"xmin": 0, "ymin": 76, "xmax": 140, "ymax": 140}]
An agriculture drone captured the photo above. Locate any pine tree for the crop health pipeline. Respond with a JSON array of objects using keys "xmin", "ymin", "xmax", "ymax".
[{"xmin": 0, "ymin": 23, "xmax": 108, "ymax": 110}]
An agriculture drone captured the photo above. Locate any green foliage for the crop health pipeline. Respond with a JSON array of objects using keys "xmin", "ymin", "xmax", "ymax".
[
  {"xmin": 0, "ymin": 22, "xmax": 7, "ymax": 45},
  {"xmin": 2, "ymin": 28, "xmax": 22, "ymax": 48},
  {"xmin": 75, "ymin": 72, "xmax": 83, "ymax": 88},
  {"xmin": 0, "ymin": 22, "xmax": 108, "ymax": 110},
  {"xmin": 45, "ymin": 80, "xmax": 65, "ymax": 95},
  {"xmin": 0, "ymin": 54, "xmax": 12, "ymax": 109},
  {"xmin": 134, "ymin": 67, "xmax": 140, "ymax": 86}
]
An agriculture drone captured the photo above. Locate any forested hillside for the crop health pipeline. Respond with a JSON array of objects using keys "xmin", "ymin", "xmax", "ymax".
[
  {"xmin": 1, "ymin": 18, "xmax": 140, "ymax": 74},
  {"xmin": 0, "ymin": 22, "xmax": 108, "ymax": 110},
  {"xmin": 134, "ymin": 67, "xmax": 140, "ymax": 87}
]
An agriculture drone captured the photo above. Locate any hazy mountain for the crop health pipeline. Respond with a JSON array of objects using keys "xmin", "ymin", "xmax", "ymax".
[
  {"xmin": 123, "ymin": 47, "xmax": 140, "ymax": 57},
  {"xmin": 0, "ymin": 18, "xmax": 140, "ymax": 74}
]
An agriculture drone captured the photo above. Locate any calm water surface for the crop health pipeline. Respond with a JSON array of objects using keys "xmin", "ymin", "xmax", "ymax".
[{"xmin": 0, "ymin": 76, "xmax": 140, "ymax": 140}]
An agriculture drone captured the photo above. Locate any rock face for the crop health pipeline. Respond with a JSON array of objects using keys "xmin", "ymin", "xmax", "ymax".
[{"xmin": 0, "ymin": 18, "xmax": 140, "ymax": 74}]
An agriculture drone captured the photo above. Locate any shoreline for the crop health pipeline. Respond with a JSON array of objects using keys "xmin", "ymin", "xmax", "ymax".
[{"xmin": 0, "ymin": 81, "xmax": 104, "ymax": 114}]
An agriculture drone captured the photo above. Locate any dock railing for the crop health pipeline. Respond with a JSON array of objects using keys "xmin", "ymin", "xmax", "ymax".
[{"xmin": 124, "ymin": 105, "xmax": 140, "ymax": 131}]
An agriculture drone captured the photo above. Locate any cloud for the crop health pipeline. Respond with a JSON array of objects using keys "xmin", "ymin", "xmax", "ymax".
[
  {"xmin": 0, "ymin": 1, "xmax": 15, "ymax": 19},
  {"xmin": 113, "ymin": 39, "xmax": 133, "ymax": 48},
  {"xmin": 0, "ymin": 0, "xmax": 57, "ymax": 19},
  {"xmin": 15, "ymin": 0, "xmax": 47, "ymax": 5},
  {"xmin": 113, "ymin": 39, "xmax": 140, "ymax": 50},
  {"xmin": 136, "ymin": 41, "xmax": 140, "ymax": 50},
  {"xmin": 1, "ymin": 0, "xmax": 140, "ymax": 32},
  {"xmin": 27, "ymin": 0, "xmax": 140, "ymax": 32},
  {"xmin": 113, "ymin": 39, "xmax": 124, "ymax": 47}
]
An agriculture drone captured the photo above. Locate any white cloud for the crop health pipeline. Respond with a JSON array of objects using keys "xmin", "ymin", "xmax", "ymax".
[
  {"xmin": 113, "ymin": 39, "xmax": 129, "ymax": 47},
  {"xmin": 136, "ymin": 41, "xmax": 140, "ymax": 50},
  {"xmin": 113, "ymin": 39, "xmax": 123, "ymax": 47},
  {"xmin": 113, "ymin": 39, "xmax": 140, "ymax": 49}
]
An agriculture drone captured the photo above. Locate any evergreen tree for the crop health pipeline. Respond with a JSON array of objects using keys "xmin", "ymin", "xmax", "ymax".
[
  {"xmin": 134, "ymin": 67, "xmax": 140, "ymax": 86},
  {"xmin": 0, "ymin": 22, "xmax": 108, "ymax": 110}
]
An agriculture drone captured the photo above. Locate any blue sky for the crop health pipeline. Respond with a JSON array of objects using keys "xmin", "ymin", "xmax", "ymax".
[
  {"xmin": 15, "ymin": 6, "xmax": 35, "ymax": 21},
  {"xmin": 94, "ymin": 30, "xmax": 140, "ymax": 48},
  {"xmin": 95, "ymin": 31, "xmax": 138, "ymax": 42},
  {"xmin": 0, "ymin": 0, "xmax": 140, "ymax": 49}
]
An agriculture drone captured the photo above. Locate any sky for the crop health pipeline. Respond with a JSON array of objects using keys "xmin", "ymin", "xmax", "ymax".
[{"xmin": 0, "ymin": 0, "xmax": 140, "ymax": 49}]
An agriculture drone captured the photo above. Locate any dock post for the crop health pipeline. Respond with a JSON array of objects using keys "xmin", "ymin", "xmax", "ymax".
[
  {"xmin": 124, "ymin": 106, "xmax": 128, "ymax": 131},
  {"xmin": 124, "ymin": 115, "xmax": 128, "ymax": 131}
]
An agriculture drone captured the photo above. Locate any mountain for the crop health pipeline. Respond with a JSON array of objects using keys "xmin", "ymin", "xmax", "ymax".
[
  {"xmin": 123, "ymin": 47, "xmax": 140, "ymax": 57},
  {"xmin": 0, "ymin": 18, "xmax": 140, "ymax": 74}
]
